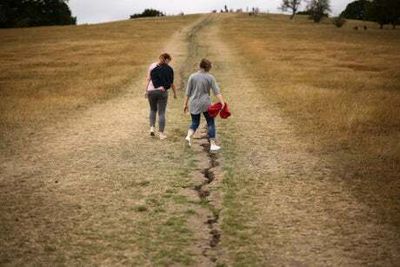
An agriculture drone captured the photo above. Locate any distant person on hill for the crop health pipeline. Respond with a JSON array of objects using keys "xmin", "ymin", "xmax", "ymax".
[
  {"xmin": 145, "ymin": 53, "xmax": 177, "ymax": 140},
  {"xmin": 183, "ymin": 58, "xmax": 225, "ymax": 152}
]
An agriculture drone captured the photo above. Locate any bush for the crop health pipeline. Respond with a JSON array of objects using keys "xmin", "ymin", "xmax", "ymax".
[
  {"xmin": 130, "ymin": 9, "xmax": 165, "ymax": 19},
  {"xmin": 297, "ymin": 10, "xmax": 312, "ymax": 15},
  {"xmin": 331, "ymin": 16, "xmax": 346, "ymax": 27}
]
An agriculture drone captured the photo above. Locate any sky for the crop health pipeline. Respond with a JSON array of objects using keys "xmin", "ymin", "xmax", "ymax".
[{"xmin": 69, "ymin": 0, "xmax": 353, "ymax": 24}]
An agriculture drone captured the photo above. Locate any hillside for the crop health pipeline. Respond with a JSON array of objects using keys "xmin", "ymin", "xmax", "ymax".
[{"xmin": 0, "ymin": 13, "xmax": 399, "ymax": 266}]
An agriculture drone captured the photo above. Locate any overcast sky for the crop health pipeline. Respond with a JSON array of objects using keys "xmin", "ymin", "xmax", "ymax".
[{"xmin": 69, "ymin": 0, "xmax": 353, "ymax": 24}]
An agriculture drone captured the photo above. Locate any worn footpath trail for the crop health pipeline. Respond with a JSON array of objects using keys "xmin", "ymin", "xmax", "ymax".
[{"xmin": 1, "ymin": 14, "xmax": 399, "ymax": 266}]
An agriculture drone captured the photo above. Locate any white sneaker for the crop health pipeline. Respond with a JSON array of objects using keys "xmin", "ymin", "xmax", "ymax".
[
  {"xmin": 185, "ymin": 135, "xmax": 192, "ymax": 147},
  {"xmin": 210, "ymin": 143, "xmax": 221, "ymax": 152},
  {"xmin": 159, "ymin": 133, "xmax": 167, "ymax": 140},
  {"xmin": 185, "ymin": 129, "xmax": 194, "ymax": 147},
  {"xmin": 150, "ymin": 127, "xmax": 155, "ymax": 136}
]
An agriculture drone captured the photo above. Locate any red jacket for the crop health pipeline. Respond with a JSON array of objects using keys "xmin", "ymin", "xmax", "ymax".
[{"xmin": 208, "ymin": 102, "xmax": 231, "ymax": 119}]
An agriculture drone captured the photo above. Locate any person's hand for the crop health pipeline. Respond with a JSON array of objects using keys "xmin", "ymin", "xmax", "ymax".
[
  {"xmin": 221, "ymin": 102, "xmax": 226, "ymax": 109},
  {"xmin": 173, "ymin": 92, "xmax": 177, "ymax": 99},
  {"xmin": 144, "ymin": 91, "xmax": 148, "ymax": 99},
  {"xmin": 184, "ymin": 105, "xmax": 188, "ymax": 114}
]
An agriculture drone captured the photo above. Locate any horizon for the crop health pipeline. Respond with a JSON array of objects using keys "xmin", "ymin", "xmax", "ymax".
[{"xmin": 69, "ymin": 0, "xmax": 353, "ymax": 24}]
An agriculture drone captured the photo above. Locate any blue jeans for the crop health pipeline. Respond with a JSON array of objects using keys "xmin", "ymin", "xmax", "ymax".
[{"xmin": 190, "ymin": 112, "xmax": 216, "ymax": 139}]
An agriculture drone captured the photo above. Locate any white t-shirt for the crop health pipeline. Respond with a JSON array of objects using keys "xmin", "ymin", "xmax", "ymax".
[{"xmin": 147, "ymin": 62, "xmax": 164, "ymax": 91}]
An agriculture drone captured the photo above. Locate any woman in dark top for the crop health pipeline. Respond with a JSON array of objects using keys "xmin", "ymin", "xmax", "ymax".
[{"xmin": 145, "ymin": 53, "xmax": 177, "ymax": 140}]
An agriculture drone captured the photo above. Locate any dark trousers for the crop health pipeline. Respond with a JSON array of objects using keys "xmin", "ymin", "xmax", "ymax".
[
  {"xmin": 148, "ymin": 90, "xmax": 168, "ymax": 132},
  {"xmin": 190, "ymin": 112, "xmax": 216, "ymax": 139}
]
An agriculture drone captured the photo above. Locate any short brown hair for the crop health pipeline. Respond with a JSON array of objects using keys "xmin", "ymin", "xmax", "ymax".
[
  {"xmin": 199, "ymin": 58, "xmax": 212, "ymax": 72},
  {"xmin": 159, "ymin": 53, "xmax": 172, "ymax": 62}
]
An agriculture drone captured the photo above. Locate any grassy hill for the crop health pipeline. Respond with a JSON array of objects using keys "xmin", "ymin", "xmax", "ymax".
[
  {"xmin": 0, "ymin": 13, "xmax": 399, "ymax": 266},
  {"xmin": 0, "ymin": 15, "xmax": 200, "ymax": 146},
  {"xmin": 213, "ymin": 13, "xmax": 400, "ymax": 265},
  {"xmin": 220, "ymin": 13, "xmax": 400, "ymax": 211}
]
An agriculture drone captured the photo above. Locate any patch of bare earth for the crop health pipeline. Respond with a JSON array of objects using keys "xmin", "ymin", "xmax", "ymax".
[{"xmin": 175, "ymin": 15, "xmax": 227, "ymax": 266}]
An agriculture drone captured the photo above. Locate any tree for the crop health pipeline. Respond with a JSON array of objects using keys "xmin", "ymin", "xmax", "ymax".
[
  {"xmin": 306, "ymin": 0, "xmax": 331, "ymax": 22},
  {"xmin": 340, "ymin": 0, "xmax": 372, "ymax": 20},
  {"xmin": 41, "ymin": 0, "xmax": 76, "ymax": 26},
  {"xmin": 367, "ymin": 0, "xmax": 400, "ymax": 28},
  {"xmin": 280, "ymin": 0, "xmax": 302, "ymax": 19},
  {"xmin": 339, "ymin": 0, "xmax": 399, "ymax": 29},
  {"xmin": 0, "ymin": 0, "xmax": 76, "ymax": 28}
]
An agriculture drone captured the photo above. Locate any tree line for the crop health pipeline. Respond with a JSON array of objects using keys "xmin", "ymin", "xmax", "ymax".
[
  {"xmin": 340, "ymin": 0, "xmax": 400, "ymax": 28},
  {"xmin": 1, "ymin": 1, "xmax": 398, "ymax": 29},
  {"xmin": 281, "ymin": 0, "xmax": 400, "ymax": 28},
  {"xmin": 0, "ymin": 0, "xmax": 76, "ymax": 28}
]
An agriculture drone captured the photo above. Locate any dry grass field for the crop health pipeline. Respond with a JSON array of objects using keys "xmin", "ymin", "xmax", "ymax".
[
  {"xmin": 0, "ymin": 15, "xmax": 199, "ymax": 151},
  {"xmin": 1, "ymin": 12, "xmax": 399, "ymax": 266},
  {"xmin": 213, "ymin": 14, "xmax": 400, "ymax": 265},
  {"xmin": 0, "ymin": 15, "xmax": 208, "ymax": 265},
  {"xmin": 220, "ymin": 14, "xmax": 400, "ymax": 173}
]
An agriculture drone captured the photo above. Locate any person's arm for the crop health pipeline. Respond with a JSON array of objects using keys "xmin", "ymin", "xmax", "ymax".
[
  {"xmin": 144, "ymin": 65, "xmax": 152, "ymax": 98},
  {"xmin": 183, "ymin": 95, "xmax": 189, "ymax": 113},
  {"xmin": 210, "ymin": 75, "xmax": 225, "ymax": 107},
  {"xmin": 216, "ymin": 93, "xmax": 225, "ymax": 108},
  {"xmin": 184, "ymin": 75, "xmax": 192, "ymax": 113},
  {"xmin": 145, "ymin": 78, "xmax": 150, "ymax": 98},
  {"xmin": 171, "ymin": 83, "xmax": 177, "ymax": 99},
  {"xmin": 169, "ymin": 67, "xmax": 177, "ymax": 99}
]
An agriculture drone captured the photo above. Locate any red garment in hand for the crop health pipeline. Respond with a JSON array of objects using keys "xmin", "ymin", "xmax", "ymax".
[
  {"xmin": 207, "ymin": 102, "xmax": 231, "ymax": 119},
  {"xmin": 220, "ymin": 103, "xmax": 231, "ymax": 119},
  {"xmin": 208, "ymin": 102, "xmax": 223, "ymax": 118}
]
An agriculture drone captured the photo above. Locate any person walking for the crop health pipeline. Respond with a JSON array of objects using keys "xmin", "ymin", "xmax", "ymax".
[
  {"xmin": 183, "ymin": 58, "xmax": 225, "ymax": 152},
  {"xmin": 145, "ymin": 53, "xmax": 177, "ymax": 140}
]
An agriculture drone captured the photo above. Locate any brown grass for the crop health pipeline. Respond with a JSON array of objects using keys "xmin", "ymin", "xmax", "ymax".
[
  {"xmin": 218, "ymin": 13, "xmax": 400, "ymax": 199},
  {"xmin": 196, "ymin": 13, "xmax": 400, "ymax": 265},
  {"xmin": 1, "ymin": 12, "xmax": 400, "ymax": 266},
  {"xmin": 0, "ymin": 15, "xmax": 210, "ymax": 266},
  {"xmin": 220, "ymin": 14, "xmax": 400, "ymax": 160},
  {"xmin": 0, "ymin": 15, "xmax": 199, "ymax": 147}
]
